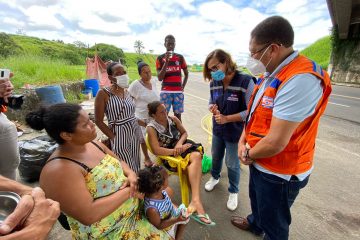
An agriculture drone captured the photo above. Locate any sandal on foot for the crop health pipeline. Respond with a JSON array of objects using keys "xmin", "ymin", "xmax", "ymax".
[{"xmin": 190, "ymin": 213, "xmax": 216, "ymax": 226}]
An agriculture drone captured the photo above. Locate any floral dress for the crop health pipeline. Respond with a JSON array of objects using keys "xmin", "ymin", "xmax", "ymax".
[{"xmin": 66, "ymin": 154, "xmax": 170, "ymax": 239}]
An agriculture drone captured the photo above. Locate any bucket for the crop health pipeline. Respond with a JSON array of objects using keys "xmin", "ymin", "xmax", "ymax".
[
  {"xmin": 35, "ymin": 85, "xmax": 66, "ymax": 105},
  {"xmin": 84, "ymin": 79, "xmax": 100, "ymax": 97},
  {"xmin": 81, "ymin": 88, "xmax": 93, "ymax": 100}
]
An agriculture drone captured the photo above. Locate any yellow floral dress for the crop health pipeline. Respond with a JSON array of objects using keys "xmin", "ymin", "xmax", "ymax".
[{"xmin": 66, "ymin": 154, "xmax": 170, "ymax": 240}]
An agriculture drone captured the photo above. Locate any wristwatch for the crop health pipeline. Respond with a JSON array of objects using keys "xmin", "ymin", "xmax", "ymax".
[{"xmin": 245, "ymin": 148, "xmax": 251, "ymax": 160}]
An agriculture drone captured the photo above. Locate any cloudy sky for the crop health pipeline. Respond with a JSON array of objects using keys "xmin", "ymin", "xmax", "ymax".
[{"xmin": 0, "ymin": 0, "xmax": 332, "ymax": 65}]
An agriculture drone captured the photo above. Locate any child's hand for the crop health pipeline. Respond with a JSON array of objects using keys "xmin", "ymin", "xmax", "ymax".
[
  {"xmin": 175, "ymin": 213, "xmax": 189, "ymax": 224},
  {"xmin": 133, "ymin": 191, "xmax": 145, "ymax": 200}
]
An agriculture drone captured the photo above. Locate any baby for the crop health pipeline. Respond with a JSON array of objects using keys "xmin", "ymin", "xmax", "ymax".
[{"xmin": 138, "ymin": 166, "xmax": 191, "ymax": 240}]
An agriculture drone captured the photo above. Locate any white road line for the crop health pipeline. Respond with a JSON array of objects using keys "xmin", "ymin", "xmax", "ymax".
[
  {"xmin": 328, "ymin": 102, "xmax": 350, "ymax": 107},
  {"xmin": 331, "ymin": 94, "xmax": 360, "ymax": 101},
  {"xmin": 185, "ymin": 94, "xmax": 352, "ymax": 108},
  {"xmin": 317, "ymin": 138, "xmax": 360, "ymax": 159},
  {"xmin": 184, "ymin": 92, "xmax": 208, "ymax": 102}
]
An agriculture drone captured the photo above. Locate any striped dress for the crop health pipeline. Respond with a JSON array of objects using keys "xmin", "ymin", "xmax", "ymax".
[{"xmin": 104, "ymin": 87, "xmax": 140, "ymax": 172}]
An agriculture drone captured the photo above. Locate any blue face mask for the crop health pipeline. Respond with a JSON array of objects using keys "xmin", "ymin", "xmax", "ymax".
[{"xmin": 211, "ymin": 70, "xmax": 225, "ymax": 81}]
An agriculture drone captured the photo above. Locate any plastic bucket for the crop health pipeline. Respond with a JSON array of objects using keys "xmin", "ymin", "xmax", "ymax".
[
  {"xmin": 35, "ymin": 85, "xmax": 66, "ymax": 105},
  {"xmin": 81, "ymin": 88, "xmax": 93, "ymax": 100},
  {"xmin": 84, "ymin": 79, "xmax": 100, "ymax": 97}
]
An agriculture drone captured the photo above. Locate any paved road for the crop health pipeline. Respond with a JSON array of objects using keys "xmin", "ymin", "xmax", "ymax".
[
  {"xmin": 33, "ymin": 73, "xmax": 360, "ymax": 239},
  {"xmin": 185, "ymin": 73, "xmax": 360, "ymax": 125},
  {"xmin": 177, "ymin": 73, "xmax": 360, "ymax": 240},
  {"xmin": 326, "ymin": 85, "xmax": 360, "ymax": 124}
]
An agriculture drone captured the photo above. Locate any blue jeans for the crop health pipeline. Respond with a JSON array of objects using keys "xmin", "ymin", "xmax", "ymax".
[
  {"xmin": 247, "ymin": 165, "xmax": 309, "ymax": 240},
  {"xmin": 211, "ymin": 134, "xmax": 240, "ymax": 193}
]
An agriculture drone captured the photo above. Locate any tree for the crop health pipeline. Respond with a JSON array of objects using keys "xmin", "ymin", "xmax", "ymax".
[
  {"xmin": 15, "ymin": 28, "xmax": 26, "ymax": 35},
  {"xmin": 91, "ymin": 43, "xmax": 126, "ymax": 65},
  {"xmin": 134, "ymin": 40, "xmax": 145, "ymax": 54},
  {"xmin": 0, "ymin": 32, "xmax": 22, "ymax": 58},
  {"xmin": 73, "ymin": 40, "xmax": 87, "ymax": 48}
]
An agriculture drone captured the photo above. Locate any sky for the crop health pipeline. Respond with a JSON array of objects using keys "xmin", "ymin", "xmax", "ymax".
[{"xmin": 0, "ymin": 0, "xmax": 332, "ymax": 65}]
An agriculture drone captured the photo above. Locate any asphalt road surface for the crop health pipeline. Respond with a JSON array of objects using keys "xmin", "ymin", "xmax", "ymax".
[
  {"xmin": 177, "ymin": 73, "xmax": 360, "ymax": 240},
  {"xmin": 31, "ymin": 72, "xmax": 360, "ymax": 240}
]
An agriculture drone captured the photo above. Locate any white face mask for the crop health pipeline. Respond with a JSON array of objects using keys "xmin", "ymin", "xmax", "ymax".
[
  {"xmin": 115, "ymin": 74, "xmax": 129, "ymax": 88},
  {"xmin": 245, "ymin": 45, "xmax": 272, "ymax": 76}
]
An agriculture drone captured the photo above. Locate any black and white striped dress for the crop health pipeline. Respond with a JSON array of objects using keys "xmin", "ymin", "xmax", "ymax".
[{"xmin": 104, "ymin": 87, "xmax": 140, "ymax": 172}]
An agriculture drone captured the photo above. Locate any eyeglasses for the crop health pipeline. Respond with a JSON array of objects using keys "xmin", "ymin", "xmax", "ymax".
[
  {"xmin": 209, "ymin": 62, "xmax": 221, "ymax": 72},
  {"xmin": 250, "ymin": 44, "xmax": 271, "ymax": 57}
]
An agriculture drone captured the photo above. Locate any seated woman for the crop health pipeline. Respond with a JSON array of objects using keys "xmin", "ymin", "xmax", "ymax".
[
  {"xmin": 146, "ymin": 101, "xmax": 215, "ymax": 226},
  {"xmin": 25, "ymin": 103, "xmax": 170, "ymax": 239}
]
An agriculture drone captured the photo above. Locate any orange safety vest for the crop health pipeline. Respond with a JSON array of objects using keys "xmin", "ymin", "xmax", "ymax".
[
  {"xmin": 245, "ymin": 55, "xmax": 332, "ymax": 175},
  {"xmin": 0, "ymin": 105, "xmax": 6, "ymax": 113}
]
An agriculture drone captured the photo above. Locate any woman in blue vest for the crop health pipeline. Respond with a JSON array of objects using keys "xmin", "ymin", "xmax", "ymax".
[{"xmin": 203, "ymin": 49, "xmax": 255, "ymax": 211}]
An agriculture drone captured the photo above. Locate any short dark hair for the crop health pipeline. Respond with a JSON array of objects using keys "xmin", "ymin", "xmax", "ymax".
[
  {"xmin": 26, "ymin": 103, "xmax": 82, "ymax": 144},
  {"xmin": 137, "ymin": 166, "xmax": 166, "ymax": 195},
  {"xmin": 165, "ymin": 34, "xmax": 175, "ymax": 42},
  {"xmin": 106, "ymin": 62, "xmax": 120, "ymax": 76},
  {"xmin": 137, "ymin": 60, "xmax": 149, "ymax": 74},
  {"xmin": 147, "ymin": 100, "xmax": 162, "ymax": 117},
  {"xmin": 251, "ymin": 16, "xmax": 294, "ymax": 47},
  {"xmin": 203, "ymin": 49, "xmax": 237, "ymax": 81}
]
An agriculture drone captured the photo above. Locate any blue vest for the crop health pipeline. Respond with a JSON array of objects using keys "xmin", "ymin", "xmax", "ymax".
[{"xmin": 210, "ymin": 71, "xmax": 253, "ymax": 142}]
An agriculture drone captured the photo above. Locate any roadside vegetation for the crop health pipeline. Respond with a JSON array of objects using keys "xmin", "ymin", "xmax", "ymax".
[
  {"xmin": 0, "ymin": 32, "xmax": 332, "ymax": 90},
  {"xmin": 0, "ymin": 33, "xmax": 158, "ymax": 89},
  {"xmin": 300, "ymin": 36, "xmax": 331, "ymax": 70}
]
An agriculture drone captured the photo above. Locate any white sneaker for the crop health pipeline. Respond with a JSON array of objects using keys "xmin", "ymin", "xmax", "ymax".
[
  {"xmin": 227, "ymin": 193, "xmax": 238, "ymax": 211},
  {"xmin": 205, "ymin": 177, "xmax": 219, "ymax": 191}
]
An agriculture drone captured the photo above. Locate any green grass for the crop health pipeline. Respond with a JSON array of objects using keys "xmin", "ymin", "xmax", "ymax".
[
  {"xmin": 0, "ymin": 55, "xmax": 86, "ymax": 89},
  {"xmin": 300, "ymin": 36, "xmax": 331, "ymax": 69},
  {"xmin": 125, "ymin": 52, "xmax": 158, "ymax": 79},
  {"xmin": 1, "ymin": 33, "xmax": 332, "ymax": 90}
]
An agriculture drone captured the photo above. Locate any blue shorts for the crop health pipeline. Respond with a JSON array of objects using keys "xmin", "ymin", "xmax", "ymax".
[{"xmin": 160, "ymin": 92, "xmax": 184, "ymax": 114}]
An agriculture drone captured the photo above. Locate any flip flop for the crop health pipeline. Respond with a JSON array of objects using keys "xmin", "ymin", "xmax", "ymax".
[{"xmin": 190, "ymin": 213, "xmax": 216, "ymax": 226}]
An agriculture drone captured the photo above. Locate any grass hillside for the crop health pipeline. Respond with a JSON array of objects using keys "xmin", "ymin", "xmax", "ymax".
[
  {"xmin": 0, "ymin": 34, "xmax": 158, "ymax": 89},
  {"xmin": 1, "ymin": 55, "xmax": 86, "ymax": 89},
  {"xmin": 300, "ymin": 36, "xmax": 331, "ymax": 69},
  {"xmin": 1, "ymin": 33, "xmax": 332, "ymax": 89}
]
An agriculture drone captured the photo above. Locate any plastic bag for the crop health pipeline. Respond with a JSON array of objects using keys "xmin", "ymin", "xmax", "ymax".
[
  {"xmin": 18, "ymin": 135, "xmax": 58, "ymax": 182},
  {"xmin": 202, "ymin": 154, "xmax": 212, "ymax": 173}
]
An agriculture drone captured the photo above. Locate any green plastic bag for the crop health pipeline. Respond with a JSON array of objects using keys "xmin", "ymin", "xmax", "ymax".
[{"xmin": 202, "ymin": 154, "xmax": 212, "ymax": 173}]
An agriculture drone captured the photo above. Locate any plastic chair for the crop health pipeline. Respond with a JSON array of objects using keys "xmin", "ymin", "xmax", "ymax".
[{"xmin": 145, "ymin": 134, "xmax": 190, "ymax": 206}]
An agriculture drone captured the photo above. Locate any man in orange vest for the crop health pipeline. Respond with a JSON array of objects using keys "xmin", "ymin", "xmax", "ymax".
[{"xmin": 231, "ymin": 16, "xmax": 332, "ymax": 240}]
